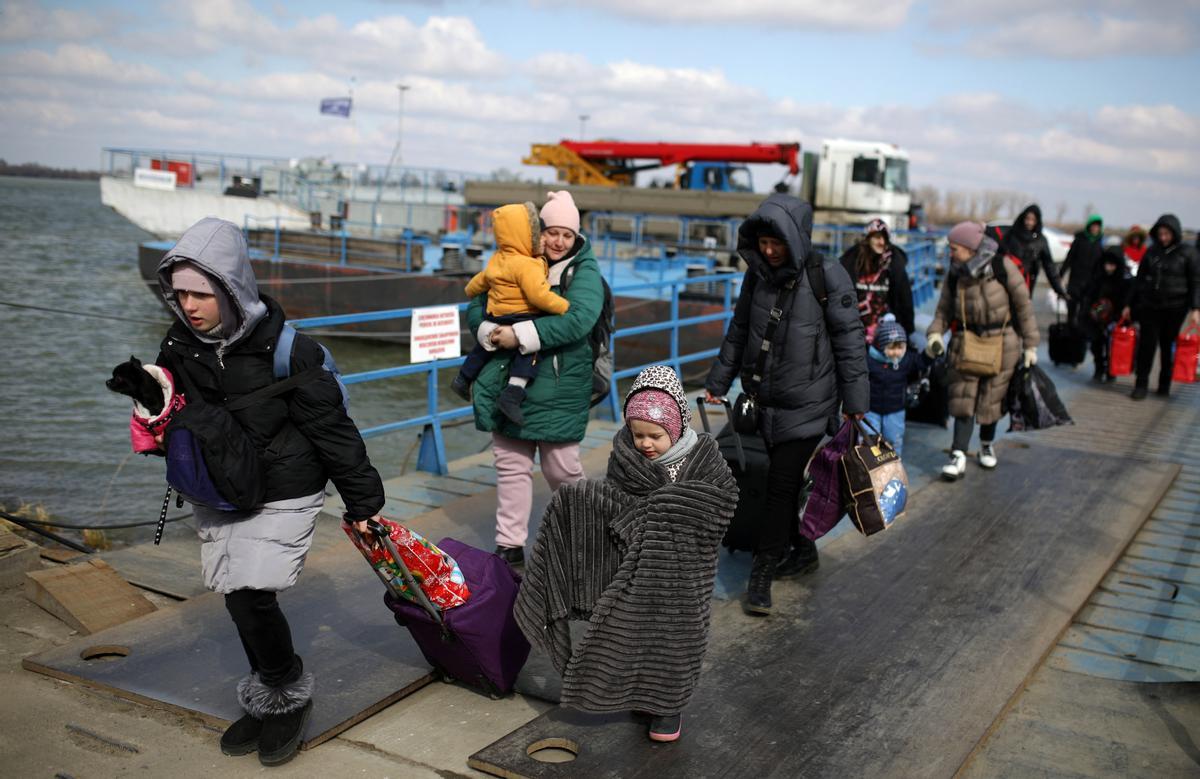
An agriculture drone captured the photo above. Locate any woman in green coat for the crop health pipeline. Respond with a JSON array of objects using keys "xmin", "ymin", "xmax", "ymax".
[{"xmin": 467, "ymin": 191, "xmax": 604, "ymax": 565}]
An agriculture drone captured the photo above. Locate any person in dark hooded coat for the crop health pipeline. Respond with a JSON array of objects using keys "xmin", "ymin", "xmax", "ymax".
[
  {"xmin": 1000, "ymin": 204, "xmax": 1069, "ymax": 301},
  {"xmin": 1123, "ymin": 213, "xmax": 1200, "ymax": 398},
  {"xmin": 1080, "ymin": 247, "xmax": 1132, "ymax": 381},
  {"xmin": 145, "ymin": 218, "xmax": 385, "ymax": 766},
  {"xmin": 838, "ymin": 218, "xmax": 915, "ymax": 344},
  {"xmin": 1060, "ymin": 214, "xmax": 1104, "ymax": 324},
  {"xmin": 705, "ymin": 193, "xmax": 868, "ymax": 617}
]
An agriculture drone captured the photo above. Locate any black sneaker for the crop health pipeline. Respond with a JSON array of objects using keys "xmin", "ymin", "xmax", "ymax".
[
  {"xmin": 219, "ymin": 713, "xmax": 262, "ymax": 756},
  {"xmin": 775, "ymin": 543, "xmax": 819, "ymax": 580},
  {"xmin": 497, "ymin": 384, "xmax": 526, "ymax": 426},
  {"xmin": 648, "ymin": 713, "xmax": 682, "ymax": 743},
  {"xmin": 1156, "ymin": 387, "xmax": 1171, "ymax": 397},
  {"xmin": 494, "ymin": 546, "xmax": 524, "ymax": 567},
  {"xmin": 1131, "ymin": 386, "xmax": 1148, "ymax": 400},
  {"xmin": 258, "ymin": 699, "xmax": 313, "ymax": 767},
  {"xmin": 450, "ymin": 374, "xmax": 472, "ymax": 402},
  {"xmin": 743, "ymin": 555, "xmax": 777, "ymax": 616}
]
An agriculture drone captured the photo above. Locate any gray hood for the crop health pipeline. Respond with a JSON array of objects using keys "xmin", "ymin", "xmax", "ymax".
[
  {"xmin": 156, "ymin": 217, "xmax": 268, "ymax": 346},
  {"xmin": 737, "ymin": 193, "xmax": 813, "ymax": 281}
]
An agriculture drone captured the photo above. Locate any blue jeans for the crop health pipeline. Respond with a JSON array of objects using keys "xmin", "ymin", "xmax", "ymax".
[{"xmin": 864, "ymin": 410, "xmax": 906, "ymax": 457}]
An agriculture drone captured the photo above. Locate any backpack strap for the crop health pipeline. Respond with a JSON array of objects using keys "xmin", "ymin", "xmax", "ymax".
[
  {"xmin": 274, "ymin": 323, "xmax": 298, "ymax": 379},
  {"xmin": 805, "ymin": 254, "xmax": 828, "ymax": 308}
]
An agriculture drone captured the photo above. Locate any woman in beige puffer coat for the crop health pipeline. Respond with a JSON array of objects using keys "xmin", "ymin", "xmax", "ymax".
[{"xmin": 926, "ymin": 221, "xmax": 1039, "ymax": 480}]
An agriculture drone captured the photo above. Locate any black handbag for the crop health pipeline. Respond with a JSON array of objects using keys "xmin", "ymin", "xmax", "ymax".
[{"xmin": 733, "ymin": 278, "xmax": 798, "ymax": 434}]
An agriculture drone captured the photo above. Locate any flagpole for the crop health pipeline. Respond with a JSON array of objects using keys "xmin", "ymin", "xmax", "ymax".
[{"xmin": 382, "ymin": 83, "xmax": 410, "ymax": 188}]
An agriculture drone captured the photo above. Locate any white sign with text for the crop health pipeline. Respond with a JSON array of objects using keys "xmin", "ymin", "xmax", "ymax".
[
  {"xmin": 410, "ymin": 305, "xmax": 462, "ymax": 363},
  {"xmin": 134, "ymin": 168, "xmax": 177, "ymax": 190}
]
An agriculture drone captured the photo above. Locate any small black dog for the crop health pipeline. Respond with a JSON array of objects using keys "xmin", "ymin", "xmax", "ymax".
[{"xmin": 106, "ymin": 356, "xmax": 164, "ymax": 416}]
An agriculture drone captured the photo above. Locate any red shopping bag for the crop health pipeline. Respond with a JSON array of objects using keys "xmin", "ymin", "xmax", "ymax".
[
  {"xmin": 1172, "ymin": 325, "xmax": 1199, "ymax": 384},
  {"xmin": 343, "ymin": 517, "xmax": 470, "ymax": 610},
  {"xmin": 1109, "ymin": 321, "xmax": 1137, "ymax": 377}
]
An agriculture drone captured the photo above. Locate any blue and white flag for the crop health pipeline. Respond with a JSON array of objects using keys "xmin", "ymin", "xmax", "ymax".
[{"xmin": 320, "ymin": 97, "xmax": 352, "ymax": 118}]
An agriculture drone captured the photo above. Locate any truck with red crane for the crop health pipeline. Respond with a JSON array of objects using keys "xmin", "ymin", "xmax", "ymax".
[{"xmin": 463, "ymin": 138, "xmax": 912, "ymax": 230}]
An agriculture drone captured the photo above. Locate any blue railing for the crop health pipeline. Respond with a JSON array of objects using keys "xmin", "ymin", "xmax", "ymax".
[
  {"xmin": 242, "ymin": 214, "xmax": 435, "ymax": 271},
  {"xmin": 285, "ymin": 239, "xmax": 943, "ymax": 476}
]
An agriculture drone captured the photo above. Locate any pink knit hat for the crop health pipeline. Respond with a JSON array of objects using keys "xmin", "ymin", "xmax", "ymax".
[
  {"xmin": 171, "ymin": 261, "xmax": 215, "ymax": 294},
  {"xmin": 947, "ymin": 221, "xmax": 985, "ymax": 251},
  {"xmin": 624, "ymin": 388, "xmax": 683, "ymax": 444},
  {"xmin": 540, "ymin": 191, "xmax": 580, "ymax": 234}
]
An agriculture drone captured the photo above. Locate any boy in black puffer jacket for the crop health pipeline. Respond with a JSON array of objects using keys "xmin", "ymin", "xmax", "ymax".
[{"xmin": 865, "ymin": 315, "xmax": 924, "ymax": 457}]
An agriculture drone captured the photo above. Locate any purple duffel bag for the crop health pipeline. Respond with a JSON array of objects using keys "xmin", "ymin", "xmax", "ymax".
[
  {"xmin": 383, "ymin": 538, "xmax": 531, "ymax": 697},
  {"xmin": 799, "ymin": 421, "xmax": 853, "ymax": 541}
]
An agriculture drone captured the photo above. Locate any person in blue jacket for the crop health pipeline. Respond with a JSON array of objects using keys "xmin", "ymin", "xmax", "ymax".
[{"xmin": 865, "ymin": 315, "xmax": 924, "ymax": 457}]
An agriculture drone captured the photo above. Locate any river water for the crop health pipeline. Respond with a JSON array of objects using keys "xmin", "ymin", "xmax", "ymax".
[{"xmin": 0, "ymin": 176, "xmax": 487, "ymax": 542}]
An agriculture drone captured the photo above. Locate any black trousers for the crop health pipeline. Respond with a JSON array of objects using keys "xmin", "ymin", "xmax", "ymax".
[
  {"xmin": 952, "ymin": 417, "xmax": 998, "ymax": 452},
  {"xmin": 225, "ymin": 589, "xmax": 303, "ymax": 688},
  {"xmin": 1134, "ymin": 307, "xmax": 1188, "ymax": 392},
  {"xmin": 759, "ymin": 435, "xmax": 823, "ymax": 560},
  {"xmin": 459, "ymin": 313, "xmax": 541, "ymax": 382},
  {"xmin": 1081, "ymin": 318, "xmax": 1109, "ymax": 372}
]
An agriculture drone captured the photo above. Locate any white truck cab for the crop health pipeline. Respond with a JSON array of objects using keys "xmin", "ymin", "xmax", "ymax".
[{"xmin": 801, "ymin": 139, "xmax": 911, "ymax": 231}]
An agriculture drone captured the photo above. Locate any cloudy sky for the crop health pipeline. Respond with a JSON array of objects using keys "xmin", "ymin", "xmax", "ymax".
[{"xmin": 1, "ymin": 0, "xmax": 1198, "ymax": 226}]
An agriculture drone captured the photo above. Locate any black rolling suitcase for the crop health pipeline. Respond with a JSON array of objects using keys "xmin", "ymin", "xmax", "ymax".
[
  {"xmin": 696, "ymin": 397, "xmax": 769, "ymax": 553},
  {"xmin": 1049, "ymin": 312, "xmax": 1086, "ymax": 366}
]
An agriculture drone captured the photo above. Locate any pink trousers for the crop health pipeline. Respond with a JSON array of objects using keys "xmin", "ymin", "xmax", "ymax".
[{"xmin": 492, "ymin": 432, "xmax": 584, "ymax": 549}]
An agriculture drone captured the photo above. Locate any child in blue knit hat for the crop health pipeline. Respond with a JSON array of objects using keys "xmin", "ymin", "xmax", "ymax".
[{"xmin": 865, "ymin": 314, "xmax": 923, "ymax": 456}]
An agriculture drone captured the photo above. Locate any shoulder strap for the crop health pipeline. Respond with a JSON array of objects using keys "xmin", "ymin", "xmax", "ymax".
[
  {"xmin": 992, "ymin": 254, "xmax": 1008, "ymax": 285},
  {"xmin": 274, "ymin": 323, "xmax": 297, "ymax": 379},
  {"xmin": 749, "ymin": 278, "xmax": 797, "ymax": 389}
]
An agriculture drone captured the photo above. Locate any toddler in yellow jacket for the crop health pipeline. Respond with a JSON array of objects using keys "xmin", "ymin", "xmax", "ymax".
[{"xmin": 452, "ymin": 202, "xmax": 569, "ymax": 425}]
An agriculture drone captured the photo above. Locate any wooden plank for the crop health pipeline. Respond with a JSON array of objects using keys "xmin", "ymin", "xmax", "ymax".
[
  {"xmin": 38, "ymin": 548, "xmax": 85, "ymax": 564},
  {"xmin": 1099, "ymin": 571, "xmax": 1200, "ymax": 605},
  {"xmin": 1088, "ymin": 590, "xmax": 1200, "ymax": 622},
  {"xmin": 1114, "ymin": 557, "xmax": 1200, "ymax": 585},
  {"xmin": 468, "ymin": 447, "xmax": 1177, "ymax": 779},
  {"xmin": 1139, "ymin": 527, "xmax": 1200, "ymax": 548},
  {"xmin": 24, "ymin": 559, "xmax": 157, "ymax": 634},
  {"xmin": 1124, "ymin": 542, "xmax": 1200, "ymax": 568},
  {"xmin": 1145, "ymin": 517, "xmax": 1200, "ymax": 537},
  {"xmin": 1047, "ymin": 647, "xmax": 1197, "ymax": 683},
  {"xmin": 1057, "ymin": 624, "xmax": 1200, "ymax": 672},
  {"xmin": 0, "ymin": 526, "xmax": 41, "ymax": 589},
  {"xmin": 1075, "ymin": 604, "xmax": 1200, "ymax": 646},
  {"xmin": 962, "ymin": 666, "xmax": 1200, "ymax": 778},
  {"xmin": 381, "ymin": 482, "xmax": 467, "ymax": 508}
]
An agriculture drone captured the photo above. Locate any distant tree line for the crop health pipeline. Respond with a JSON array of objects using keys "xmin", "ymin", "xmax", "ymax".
[{"xmin": 0, "ymin": 160, "xmax": 101, "ymax": 180}]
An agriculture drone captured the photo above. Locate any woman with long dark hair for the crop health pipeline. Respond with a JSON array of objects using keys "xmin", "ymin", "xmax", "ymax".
[{"xmin": 838, "ymin": 219, "xmax": 915, "ymax": 344}]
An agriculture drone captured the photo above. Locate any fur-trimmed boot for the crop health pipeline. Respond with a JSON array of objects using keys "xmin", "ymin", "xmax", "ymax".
[{"xmin": 237, "ymin": 671, "xmax": 314, "ymax": 767}]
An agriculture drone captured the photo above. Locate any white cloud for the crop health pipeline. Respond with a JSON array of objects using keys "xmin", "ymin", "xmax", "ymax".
[
  {"xmin": 971, "ymin": 12, "xmax": 1196, "ymax": 58},
  {"xmin": 0, "ymin": 0, "xmax": 114, "ymax": 42},
  {"xmin": 0, "ymin": 44, "xmax": 169, "ymax": 86},
  {"xmin": 547, "ymin": 0, "xmax": 913, "ymax": 29}
]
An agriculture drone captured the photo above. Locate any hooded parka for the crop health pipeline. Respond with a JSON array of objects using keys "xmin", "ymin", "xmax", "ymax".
[
  {"xmin": 1001, "ymin": 204, "xmax": 1068, "ymax": 298},
  {"xmin": 928, "ymin": 236, "xmax": 1040, "ymax": 424},
  {"xmin": 155, "ymin": 218, "xmax": 384, "ymax": 521},
  {"xmin": 1061, "ymin": 214, "xmax": 1105, "ymax": 299},
  {"xmin": 706, "ymin": 194, "xmax": 869, "ymax": 445},
  {"xmin": 467, "ymin": 234, "xmax": 604, "ymax": 443},
  {"xmin": 1130, "ymin": 214, "xmax": 1200, "ymax": 312}
]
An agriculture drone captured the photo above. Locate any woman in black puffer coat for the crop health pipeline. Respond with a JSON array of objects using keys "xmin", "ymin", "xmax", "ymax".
[
  {"xmin": 1001, "ymin": 204, "xmax": 1069, "ymax": 301},
  {"xmin": 1123, "ymin": 213, "xmax": 1200, "ymax": 398},
  {"xmin": 705, "ymin": 194, "xmax": 868, "ymax": 618}
]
